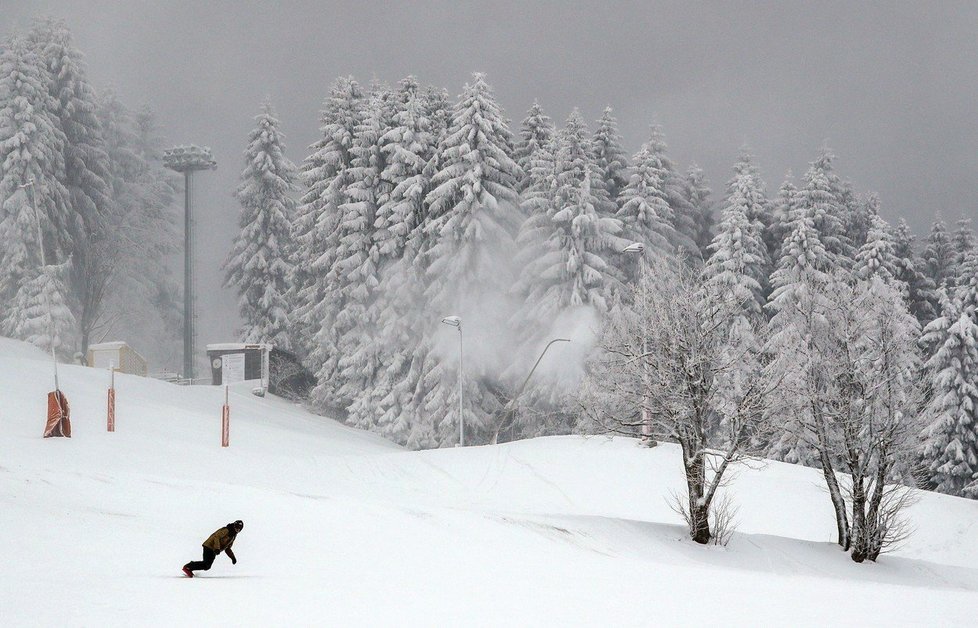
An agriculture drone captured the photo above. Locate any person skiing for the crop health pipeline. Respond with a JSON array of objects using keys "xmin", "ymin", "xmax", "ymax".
[{"xmin": 182, "ymin": 520, "xmax": 243, "ymax": 577}]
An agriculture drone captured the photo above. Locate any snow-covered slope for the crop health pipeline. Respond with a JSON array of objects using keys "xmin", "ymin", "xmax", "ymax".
[{"xmin": 1, "ymin": 337, "xmax": 976, "ymax": 626}]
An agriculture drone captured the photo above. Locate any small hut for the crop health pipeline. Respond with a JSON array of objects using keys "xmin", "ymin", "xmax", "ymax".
[{"xmin": 87, "ymin": 341, "xmax": 147, "ymax": 376}]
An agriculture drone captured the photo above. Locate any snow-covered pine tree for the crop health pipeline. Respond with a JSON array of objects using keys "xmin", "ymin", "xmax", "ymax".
[
  {"xmin": 424, "ymin": 73, "xmax": 522, "ymax": 283},
  {"xmin": 224, "ymin": 103, "xmax": 297, "ymax": 351},
  {"xmin": 351, "ymin": 77, "xmax": 439, "ymax": 443},
  {"xmin": 311, "ymin": 86, "xmax": 394, "ymax": 411},
  {"xmin": 3, "ymin": 262, "xmax": 76, "ymax": 357},
  {"xmin": 853, "ymin": 213, "xmax": 899, "ymax": 283},
  {"xmin": 682, "ymin": 163, "xmax": 713, "ymax": 259},
  {"xmin": 767, "ymin": 203, "xmax": 833, "ymax": 314},
  {"xmin": 373, "ymin": 77, "xmax": 436, "ymax": 265},
  {"xmin": 513, "ymin": 129, "xmax": 559, "ymax": 326},
  {"xmin": 646, "ymin": 125, "xmax": 698, "ymax": 259},
  {"xmin": 766, "ymin": 173, "xmax": 798, "ymax": 266},
  {"xmin": 819, "ymin": 148, "xmax": 861, "ymax": 258},
  {"xmin": 422, "ymin": 85, "xmax": 452, "ymax": 148},
  {"xmin": 420, "ymin": 73, "xmax": 523, "ymax": 445},
  {"xmin": 923, "ymin": 218, "xmax": 956, "ymax": 291},
  {"xmin": 518, "ymin": 130, "xmax": 623, "ymax": 326},
  {"xmin": 960, "ymin": 258, "xmax": 978, "ymax": 499},
  {"xmin": 552, "ymin": 110, "xmax": 614, "ymax": 214},
  {"xmin": 334, "ymin": 84, "xmax": 405, "ymax": 425},
  {"xmin": 725, "ymin": 169, "xmax": 772, "ymax": 301},
  {"xmin": 918, "ymin": 244, "xmax": 977, "ymax": 402},
  {"xmin": 957, "ymin": 250, "xmax": 978, "ymax": 319},
  {"xmin": 591, "ymin": 107, "xmax": 629, "ymax": 204},
  {"xmin": 512, "ymin": 112, "xmax": 628, "ymax": 436},
  {"xmin": 763, "ymin": 205, "xmax": 832, "ymax": 465},
  {"xmin": 291, "ymin": 77, "xmax": 363, "ymax": 365},
  {"xmin": 0, "ymin": 189, "xmax": 41, "ymax": 315},
  {"xmin": 846, "ymin": 193, "xmax": 879, "ymax": 252},
  {"xmin": 508, "ymin": 129, "xmax": 571, "ymax": 431},
  {"xmin": 549, "ymin": 107, "xmax": 624, "ymax": 279},
  {"xmin": 921, "ymin": 310, "xmax": 978, "ymax": 496},
  {"xmin": 698, "ymin": 174, "xmax": 767, "ymax": 435},
  {"xmin": 0, "ymin": 37, "xmax": 72, "ymax": 327},
  {"xmin": 514, "ymin": 101, "xmax": 555, "ymax": 193},
  {"xmin": 891, "ymin": 218, "xmax": 937, "ymax": 327},
  {"xmin": 920, "ymin": 288, "xmax": 957, "ymax": 365},
  {"xmin": 367, "ymin": 82, "xmax": 459, "ymax": 448},
  {"xmin": 727, "ymin": 149, "xmax": 772, "ymax": 260},
  {"xmin": 727, "ymin": 150, "xmax": 768, "ymax": 219},
  {"xmin": 730, "ymin": 146, "xmax": 765, "ymax": 185},
  {"xmin": 29, "ymin": 19, "xmax": 114, "ymax": 352},
  {"xmin": 701, "ymin": 173, "xmax": 768, "ymax": 323},
  {"xmin": 952, "ymin": 218, "xmax": 975, "ymax": 270},
  {"xmin": 796, "ymin": 150, "xmax": 852, "ymax": 269},
  {"xmin": 614, "ymin": 128, "xmax": 676, "ymax": 278}
]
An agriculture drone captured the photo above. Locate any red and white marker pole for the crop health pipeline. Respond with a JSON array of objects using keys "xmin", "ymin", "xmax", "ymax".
[
  {"xmin": 107, "ymin": 364, "xmax": 116, "ymax": 432},
  {"xmin": 221, "ymin": 386, "xmax": 230, "ymax": 447}
]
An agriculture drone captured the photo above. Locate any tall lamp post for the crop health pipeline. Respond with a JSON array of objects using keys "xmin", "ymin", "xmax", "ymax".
[
  {"xmin": 622, "ymin": 242, "xmax": 656, "ymax": 445},
  {"xmin": 441, "ymin": 315, "xmax": 463, "ymax": 446},
  {"xmin": 163, "ymin": 145, "xmax": 216, "ymax": 383},
  {"xmin": 491, "ymin": 337, "xmax": 570, "ymax": 445}
]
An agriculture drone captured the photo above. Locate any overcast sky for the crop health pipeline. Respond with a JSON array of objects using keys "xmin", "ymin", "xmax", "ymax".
[{"xmin": 4, "ymin": 0, "xmax": 978, "ymax": 362}]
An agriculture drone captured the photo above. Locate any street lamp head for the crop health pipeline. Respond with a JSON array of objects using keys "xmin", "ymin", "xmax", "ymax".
[
  {"xmin": 441, "ymin": 315, "xmax": 461, "ymax": 328},
  {"xmin": 622, "ymin": 242, "xmax": 645, "ymax": 254}
]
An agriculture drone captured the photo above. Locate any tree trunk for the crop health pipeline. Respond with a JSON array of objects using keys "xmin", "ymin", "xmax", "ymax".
[
  {"xmin": 684, "ymin": 447, "xmax": 712, "ymax": 544},
  {"xmin": 689, "ymin": 502, "xmax": 711, "ymax": 544},
  {"xmin": 861, "ymin": 460, "xmax": 890, "ymax": 562},
  {"xmin": 812, "ymin": 400, "xmax": 850, "ymax": 550},
  {"xmin": 816, "ymin": 435, "xmax": 850, "ymax": 550},
  {"xmin": 849, "ymin": 473, "xmax": 868, "ymax": 562}
]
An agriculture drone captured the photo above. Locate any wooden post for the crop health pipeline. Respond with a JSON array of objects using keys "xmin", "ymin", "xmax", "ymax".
[
  {"xmin": 107, "ymin": 365, "xmax": 116, "ymax": 432},
  {"xmin": 221, "ymin": 386, "xmax": 230, "ymax": 447}
]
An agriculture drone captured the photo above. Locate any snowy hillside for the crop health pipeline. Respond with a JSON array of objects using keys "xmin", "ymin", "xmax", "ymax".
[{"xmin": 1, "ymin": 337, "xmax": 977, "ymax": 627}]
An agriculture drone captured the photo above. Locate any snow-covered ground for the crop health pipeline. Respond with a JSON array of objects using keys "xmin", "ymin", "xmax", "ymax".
[{"xmin": 1, "ymin": 337, "xmax": 977, "ymax": 627}]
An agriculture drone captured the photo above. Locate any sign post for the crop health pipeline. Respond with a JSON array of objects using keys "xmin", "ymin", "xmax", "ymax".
[
  {"xmin": 221, "ymin": 385, "xmax": 230, "ymax": 447},
  {"xmin": 221, "ymin": 353, "xmax": 246, "ymax": 385},
  {"xmin": 107, "ymin": 363, "xmax": 116, "ymax": 432}
]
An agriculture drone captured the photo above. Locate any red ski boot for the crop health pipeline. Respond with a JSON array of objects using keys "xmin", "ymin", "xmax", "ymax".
[{"xmin": 182, "ymin": 566, "xmax": 193, "ymax": 578}]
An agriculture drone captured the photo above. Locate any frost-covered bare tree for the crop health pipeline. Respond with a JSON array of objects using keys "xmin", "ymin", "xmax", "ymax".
[
  {"xmin": 838, "ymin": 277, "xmax": 922, "ymax": 561},
  {"xmin": 766, "ymin": 268, "xmax": 922, "ymax": 561},
  {"xmin": 580, "ymin": 257, "xmax": 773, "ymax": 544}
]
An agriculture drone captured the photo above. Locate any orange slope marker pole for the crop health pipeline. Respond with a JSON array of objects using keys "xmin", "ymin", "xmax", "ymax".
[{"xmin": 221, "ymin": 386, "xmax": 230, "ymax": 447}]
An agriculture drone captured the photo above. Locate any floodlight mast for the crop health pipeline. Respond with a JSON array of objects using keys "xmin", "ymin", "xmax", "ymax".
[{"xmin": 163, "ymin": 145, "xmax": 217, "ymax": 383}]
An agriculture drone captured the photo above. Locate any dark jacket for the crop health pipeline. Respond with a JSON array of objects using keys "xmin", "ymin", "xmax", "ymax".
[{"xmin": 202, "ymin": 525, "xmax": 237, "ymax": 553}]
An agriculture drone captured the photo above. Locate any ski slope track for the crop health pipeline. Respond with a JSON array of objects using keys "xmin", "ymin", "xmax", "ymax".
[{"xmin": 1, "ymin": 337, "xmax": 976, "ymax": 626}]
